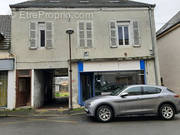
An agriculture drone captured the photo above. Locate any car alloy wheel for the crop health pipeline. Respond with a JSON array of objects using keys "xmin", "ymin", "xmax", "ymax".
[
  {"xmin": 160, "ymin": 104, "xmax": 175, "ymax": 120},
  {"xmin": 97, "ymin": 105, "xmax": 113, "ymax": 122}
]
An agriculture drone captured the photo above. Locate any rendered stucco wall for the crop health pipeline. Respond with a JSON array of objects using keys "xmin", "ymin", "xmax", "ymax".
[
  {"xmin": 157, "ymin": 27, "xmax": 180, "ymax": 93},
  {"xmin": 145, "ymin": 60, "xmax": 156, "ymax": 85},
  {"xmin": 11, "ymin": 8, "xmax": 154, "ymax": 70},
  {"xmin": 7, "ymin": 70, "xmax": 16, "ymax": 109},
  {"xmin": 71, "ymin": 63, "xmax": 80, "ymax": 108},
  {"xmin": 33, "ymin": 70, "xmax": 45, "ymax": 108}
]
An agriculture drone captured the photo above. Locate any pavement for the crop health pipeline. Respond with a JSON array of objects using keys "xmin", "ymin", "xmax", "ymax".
[
  {"xmin": 0, "ymin": 112, "xmax": 180, "ymax": 135},
  {"xmin": 0, "ymin": 107, "xmax": 84, "ymax": 117}
]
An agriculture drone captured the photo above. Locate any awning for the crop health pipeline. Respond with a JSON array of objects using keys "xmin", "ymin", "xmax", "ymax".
[{"xmin": 0, "ymin": 59, "xmax": 14, "ymax": 71}]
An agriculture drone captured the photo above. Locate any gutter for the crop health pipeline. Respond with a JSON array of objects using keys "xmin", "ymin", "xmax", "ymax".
[
  {"xmin": 157, "ymin": 22, "xmax": 180, "ymax": 39},
  {"xmin": 148, "ymin": 6, "xmax": 159, "ymax": 85}
]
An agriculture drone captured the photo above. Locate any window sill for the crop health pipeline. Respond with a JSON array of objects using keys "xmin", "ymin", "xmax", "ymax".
[
  {"xmin": 133, "ymin": 45, "xmax": 141, "ymax": 48},
  {"xmin": 78, "ymin": 47, "xmax": 93, "ymax": 49}
]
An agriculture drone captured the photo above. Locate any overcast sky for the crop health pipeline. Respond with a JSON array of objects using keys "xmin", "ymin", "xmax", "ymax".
[{"xmin": 0, "ymin": 0, "xmax": 180, "ymax": 30}]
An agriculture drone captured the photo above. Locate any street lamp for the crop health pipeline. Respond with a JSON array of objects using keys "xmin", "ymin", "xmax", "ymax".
[{"xmin": 66, "ymin": 29, "xmax": 74, "ymax": 110}]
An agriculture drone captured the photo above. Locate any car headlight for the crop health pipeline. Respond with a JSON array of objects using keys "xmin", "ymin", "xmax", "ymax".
[{"xmin": 85, "ymin": 102, "xmax": 91, "ymax": 107}]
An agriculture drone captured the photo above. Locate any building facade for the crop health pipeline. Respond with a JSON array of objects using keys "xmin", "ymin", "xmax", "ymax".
[
  {"xmin": 10, "ymin": 0, "xmax": 160, "ymax": 109},
  {"xmin": 0, "ymin": 15, "xmax": 15, "ymax": 109},
  {"xmin": 157, "ymin": 11, "xmax": 180, "ymax": 94}
]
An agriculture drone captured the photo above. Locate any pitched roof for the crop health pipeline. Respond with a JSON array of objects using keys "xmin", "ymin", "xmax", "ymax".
[
  {"xmin": 10, "ymin": 0, "xmax": 155, "ymax": 8},
  {"xmin": 0, "ymin": 15, "xmax": 11, "ymax": 49},
  {"xmin": 157, "ymin": 11, "xmax": 180, "ymax": 37},
  {"xmin": 0, "ymin": 15, "xmax": 11, "ymax": 38}
]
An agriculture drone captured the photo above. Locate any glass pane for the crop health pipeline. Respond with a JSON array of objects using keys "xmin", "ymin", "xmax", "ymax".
[
  {"xmin": 118, "ymin": 26, "xmax": 123, "ymax": 45},
  {"xmin": 79, "ymin": 22, "xmax": 84, "ymax": 30},
  {"xmin": 40, "ymin": 30, "xmax": 45, "ymax": 47},
  {"xmin": 86, "ymin": 22, "xmax": 92, "ymax": 30},
  {"xmin": 143, "ymin": 87, "xmax": 161, "ymax": 94},
  {"xmin": 94, "ymin": 70, "xmax": 145, "ymax": 96},
  {"xmin": 124, "ymin": 26, "xmax": 129, "ymax": 45},
  {"xmin": 80, "ymin": 39, "xmax": 85, "ymax": 47},
  {"xmin": 125, "ymin": 87, "xmax": 142, "ymax": 96},
  {"xmin": 87, "ymin": 31, "xmax": 92, "ymax": 38},
  {"xmin": 79, "ymin": 31, "xmax": 85, "ymax": 38}
]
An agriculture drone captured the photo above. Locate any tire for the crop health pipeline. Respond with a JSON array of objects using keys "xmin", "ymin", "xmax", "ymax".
[
  {"xmin": 96, "ymin": 105, "xmax": 113, "ymax": 122},
  {"xmin": 159, "ymin": 104, "xmax": 175, "ymax": 120}
]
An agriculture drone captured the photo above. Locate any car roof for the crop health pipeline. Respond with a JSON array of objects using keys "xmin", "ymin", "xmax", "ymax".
[{"xmin": 127, "ymin": 84, "xmax": 167, "ymax": 89}]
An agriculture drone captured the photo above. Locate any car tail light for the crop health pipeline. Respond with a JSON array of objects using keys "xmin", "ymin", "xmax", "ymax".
[{"xmin": 174, "ymin": 95, "xmax": 180, "ymax": 98}]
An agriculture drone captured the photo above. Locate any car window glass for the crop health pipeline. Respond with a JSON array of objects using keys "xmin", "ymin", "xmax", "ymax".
[
  {"xmin": 143, "ymin": 86, "xmax": 161, "ymax": 94},
  {"xmin": 167, "ymin": 89, "xmax": 175, "ymax": 93},
  {"xmin": 125, "ymin": 87, "xmax": 142, "ymax": 96}
]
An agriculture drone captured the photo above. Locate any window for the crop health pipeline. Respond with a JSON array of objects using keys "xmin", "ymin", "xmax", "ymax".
[
  {"xmin": 167, "ymin": 89, "xmax": 175, "ymax": 93},
  {"xmin": 125, "ymin": 86, "xmax": 142, "ymax": 96},
  {"xmin": 38, "ymin": 22, "xmax": 46, "ymax": 47},
  {"xmin": 78, "ymin": 21, "xmax": 93, "ymax": 48},
  {"xmin": 94, "ymin": 71, "xmax": 144, "ymax": 96},
  {"xmin": 29, "ymin": 22, "xmax": 53, "ymax": 49},
  {"xmin": 117, "ymin": 22, "xmax": 130, "ymax": 45},
  {"xmin": 109, "ymin": 20, "xmax": 140, "ymax": 48},
  {"xmin": 143, "ymin": 86, "xmax": 161, "ymax": 95}
]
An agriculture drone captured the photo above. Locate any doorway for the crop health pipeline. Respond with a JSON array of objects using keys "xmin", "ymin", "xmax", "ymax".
[
  {"xmin": 80, "ymin": 72, "xmax": 94, "ymax": 102},
  {"xmin": 16, "ymin": 70, "xmax": 31, "ymax": 107},
  {"xmin": 0, "ymin": 71, "xmax": 8, "ymax": 107},
  {"xmin": 35, "ymin": 69, "xmax": 69, "ymax": 109}
]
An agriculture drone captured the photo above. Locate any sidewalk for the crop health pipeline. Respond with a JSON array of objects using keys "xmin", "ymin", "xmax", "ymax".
[{"xmin": 0, "ymin": 107, "xmax": 85, "ymax": 117}]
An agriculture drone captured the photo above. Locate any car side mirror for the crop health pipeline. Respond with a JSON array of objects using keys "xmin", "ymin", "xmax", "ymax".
[{"xmin": 120, "ymin": 92, "xmax": 128, "ymax": 98}]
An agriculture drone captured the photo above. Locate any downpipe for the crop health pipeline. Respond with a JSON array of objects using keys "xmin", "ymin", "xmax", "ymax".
[{"xmin": 148, "ymin": 6, "xmax": 160, "ymax": 85}]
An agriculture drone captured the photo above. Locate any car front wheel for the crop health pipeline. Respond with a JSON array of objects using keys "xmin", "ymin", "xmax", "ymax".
[
  {"xmin": 159, "ymin": 104, "xmax": 175, "ymax": 120},
  {"xmin": 96, "ymin": 105, "xmax": 113, "ymax": 122}
]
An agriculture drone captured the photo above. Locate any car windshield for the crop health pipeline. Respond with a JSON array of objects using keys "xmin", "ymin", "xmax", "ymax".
[{"xmin": 111, "ymin": 86, "xmax": 127, "ymax": 96}]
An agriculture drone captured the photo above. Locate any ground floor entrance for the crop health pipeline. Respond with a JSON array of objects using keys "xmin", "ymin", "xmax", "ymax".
[
  {"xmin": 78, "ymin": 60, "xmax": 146, "ymax": 105},
  {"xmin": 16, "ymin": 70, "xmax": 31, "ymax": 107},
  {"xmin": 80, "ymin": 70, "xmax": 145, "ymax": 102},
  {"xmin": 0, "ymin": 71, "xmax": 8, "ymax": 107},
  {"xmin": 16, "ymin": 69, "xmax": 69, "ymax": 109}
]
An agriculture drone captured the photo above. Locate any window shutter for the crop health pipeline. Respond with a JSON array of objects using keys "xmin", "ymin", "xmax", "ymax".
[
  {"xmin": 109, "ymin": 21, "xmax": 117, "ymax": 48},
  {"xmin": 133, "ymin": 21, "xmax": 140, "ymax": 46},
  {"xmin": 79, "ymin": 22, "xmax": 85, "ymax": 47},
  {"xmin": 29, "ymin": 22, "xmax": 37, "ymax": 49},
  {"xmin": 86, "ymin": 22, "xmax": 92, "ymax": 48},
  {"xmin": 46, "ymin": 22, "xmax": 53, "ymax": 49}
]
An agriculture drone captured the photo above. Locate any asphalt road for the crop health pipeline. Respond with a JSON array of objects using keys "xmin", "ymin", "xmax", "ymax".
[{"xmin": 0, "ymin": 113, "xmax": 180, "ymax": 135}]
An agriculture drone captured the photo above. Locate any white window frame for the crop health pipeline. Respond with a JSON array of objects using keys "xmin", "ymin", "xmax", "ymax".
[
  {"xmin": 77, "ymin": 21, "xmax": 94, "ymax": 48},
  {"xmin": 38, "ymin": 22, "xmax": 46, "ymax": 48},
  {"xmin": 116, "ymin": 21, "xmax": 131, "ymax": 46}
]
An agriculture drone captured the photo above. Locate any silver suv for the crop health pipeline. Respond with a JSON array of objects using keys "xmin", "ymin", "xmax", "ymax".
[{"xmin": 84, "ymin": 85, "xmax": 180, "ymax": 122}]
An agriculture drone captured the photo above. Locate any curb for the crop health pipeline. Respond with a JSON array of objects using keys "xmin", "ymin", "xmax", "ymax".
[{"xmin": 0, "ymin": 110, "xmax": 85, "ymax": 118}]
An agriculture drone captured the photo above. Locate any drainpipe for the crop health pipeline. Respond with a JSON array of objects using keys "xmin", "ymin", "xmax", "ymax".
[{"xmin": 148, "ymin": 6, "xmax": 160, "ymax": 85}]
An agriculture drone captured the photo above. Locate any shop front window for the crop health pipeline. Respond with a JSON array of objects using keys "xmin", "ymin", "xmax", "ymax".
[{"xmin": 94, "ymin": 70, "xmax": 144, "ymax": 96}]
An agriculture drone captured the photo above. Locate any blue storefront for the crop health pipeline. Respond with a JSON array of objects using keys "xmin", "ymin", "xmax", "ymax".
[{"xmin": 77, "ymin": 60, "xmax": 146, "ymax": 106}]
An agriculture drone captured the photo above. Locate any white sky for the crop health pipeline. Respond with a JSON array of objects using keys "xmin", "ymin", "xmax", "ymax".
[{"xmin": 0, "ymin": 0, "xmax": 180, "ymax": 30}]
